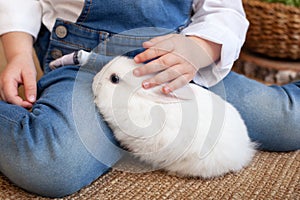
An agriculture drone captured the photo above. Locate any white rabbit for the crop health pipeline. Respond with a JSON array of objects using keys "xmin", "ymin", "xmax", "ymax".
[{"xmin": 92, "ymin": 56, "xmax": 256, "ymax": 178}]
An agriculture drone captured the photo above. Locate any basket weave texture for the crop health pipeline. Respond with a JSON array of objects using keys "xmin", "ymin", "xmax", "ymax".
[{"xmin": 243, "ymin": 0, "xmax": 300, "ymax": 60}]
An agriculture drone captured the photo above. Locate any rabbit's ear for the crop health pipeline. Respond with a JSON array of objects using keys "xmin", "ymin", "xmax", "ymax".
[{"xmin": 139, "ymin": 84, "xmax": 195, "ymax": 104}]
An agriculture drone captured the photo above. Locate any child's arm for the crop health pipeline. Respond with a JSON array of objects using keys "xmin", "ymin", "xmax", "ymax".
[
  {"xmin": 0, "ymin": 0, "xmax": 42, "ymax": 39},
  {"xmin": 134, "ymin": 0, "xmax": 249, "ymax": 94},
  {"xmin": 0, "ymin": 0, "xmax": 42, "ymax": 107},
  {"xmin": 134, "ymin": 34, "xmax": 221, "ymax": 94},
  {"xmin": 0, "ymin": 32, "xmax": 37, "ymax": 108},
  {"xmin": 182, "ymin": 0, "xmax": 249, "ymax": 87}
]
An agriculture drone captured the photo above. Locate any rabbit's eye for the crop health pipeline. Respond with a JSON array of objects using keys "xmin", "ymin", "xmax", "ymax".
[{"xmin": 110, "ymin": 73, "xmax": 120, "ymax": 84}]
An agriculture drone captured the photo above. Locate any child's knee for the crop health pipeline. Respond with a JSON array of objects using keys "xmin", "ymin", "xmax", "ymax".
[
  {"xmin": 228, "ymin": 101, "xmax": 299, "ymax": 151},
  {"xmin": 221, "ymin": 88, "xmax": 300, "ymax": 152},
  {"xmin": 259, "ymin": 116, "xmax": 300, "ymax": 151},
  {"xmin": 3, "ymin": 142, "xmax": 109, "ymax": 198},
  {"xmin": 0, "ymin": 116, "xmax": 105, "ymax": 197}
]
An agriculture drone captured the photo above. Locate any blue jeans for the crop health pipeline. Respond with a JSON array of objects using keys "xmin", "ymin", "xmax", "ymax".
[
  {"xmin": 210, "ymin": 72, "xmax": 300, "ymax": 151},
  {"xmin": 0, "ymin": 64, "xmax": 124, "ymax": 197}
]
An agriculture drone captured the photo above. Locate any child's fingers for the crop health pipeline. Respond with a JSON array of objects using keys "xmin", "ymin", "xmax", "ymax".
[
  {"xmin": 133, "ymin": 53, "xmax": 178, "ymax": 76},
  {"xmin": 134, "ymin": 35, "xmax": 176, "ymax": 63},
  {"xmin": 2, "ymin": 80, "xmax": 32, "ymax": 108},
  {"xmin": 143, "ymin": 34, "xmax": 175, "ymax": 48},
  {"xmin": 162, "ymin": 74, "xmax": 192, "ymax": 94},
  {"xmin": 141, "ymin": 63, "xmax": 190, "ymax": 90},
  {"xmin": 134, "ymin": 46, "xmax": 169, "ymax": 64}
]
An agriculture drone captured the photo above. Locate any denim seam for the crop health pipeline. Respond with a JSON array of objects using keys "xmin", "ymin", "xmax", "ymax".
[
  {"xmin": 109, "ymin": 34, "xmax": 152, "ymax": 40},
  {"xmin": 51, "ymin": 35, "xmax": 150, "ymax": 54},
  {"xmin": 51, "ymin": 38, "xmax": 93, "ymax": 51},
  {"xmin": 57, "ymin": 20, "xmax": 179, "ymax": 41},
  {"xmin": 0, "ymin": 113, "xmax": 23, "ymax": 126},
  {"xmin": 76, "ymin": 0, "xmax": 92, "ymax": 24},
  {"xmin": 60, "ymin": 22, "xmax": 110, "ymax": 36}
]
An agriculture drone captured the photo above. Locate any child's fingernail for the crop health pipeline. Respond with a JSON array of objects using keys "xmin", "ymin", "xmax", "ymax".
[
  {"xmin": 142, "ymin": 82, "xmax": 150, "ymax": 89},
  {"xmin": 134, "ymin": 56, "xmax": 140, "ymax": 63},
  {"xmin": 144, "ymin": 41, "xmax": 154, "ymax": 47},
  {"xmin": 28, "ymin": 95, "xmax": 36, "ymax": 102},
  {"xmin": 162, "ymin": 86, "xmax": 171, "ymax": 94},
  {"xmin": 133, "ymin": 69, "xmax": 140, "ymax": 76}
]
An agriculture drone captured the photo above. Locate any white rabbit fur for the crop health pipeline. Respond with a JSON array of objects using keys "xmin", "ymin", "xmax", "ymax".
[{"xmin": 92, "ymin": 56, "xmax": 256, "ymax": 178}]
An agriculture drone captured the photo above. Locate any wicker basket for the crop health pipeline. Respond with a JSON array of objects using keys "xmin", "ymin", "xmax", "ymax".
[{"xmin": 243, "ymin": 0, "xmax": 300, "ymax": 60}]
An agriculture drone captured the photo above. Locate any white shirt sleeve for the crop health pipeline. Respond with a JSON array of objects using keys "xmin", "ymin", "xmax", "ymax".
[
  {"xmin": 0, "ymin": 0, "xmax": 42, "ymax": 39},
  {"xmin": 182, "ymin": 0, "xmax": 249, "ymax": 87}
]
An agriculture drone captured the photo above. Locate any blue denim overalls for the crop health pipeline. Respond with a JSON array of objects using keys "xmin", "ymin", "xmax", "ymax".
[{"xmin": 0, "ymin": 0, "xmax": 193, "ymax": 198}]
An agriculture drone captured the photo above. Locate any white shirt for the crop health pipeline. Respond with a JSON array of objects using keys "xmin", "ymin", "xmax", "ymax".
[{"xmin": 0, "ymin": 0, "xmax": 249, "ymax": 87}]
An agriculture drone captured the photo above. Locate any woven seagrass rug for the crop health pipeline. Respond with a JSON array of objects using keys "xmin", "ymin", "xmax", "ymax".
[{"xmin": 0, "ymin": 151, "xmax": 299, "ymax": 200}]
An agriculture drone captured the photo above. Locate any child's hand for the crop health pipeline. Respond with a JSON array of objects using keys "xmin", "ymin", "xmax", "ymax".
[
  {"xmin": 134, "ymin": 34, "xmax": 221, "ymax": 94},
  {"xmin": 0, "ymin": 53, "xmax": 37, "ymax": 108}
]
